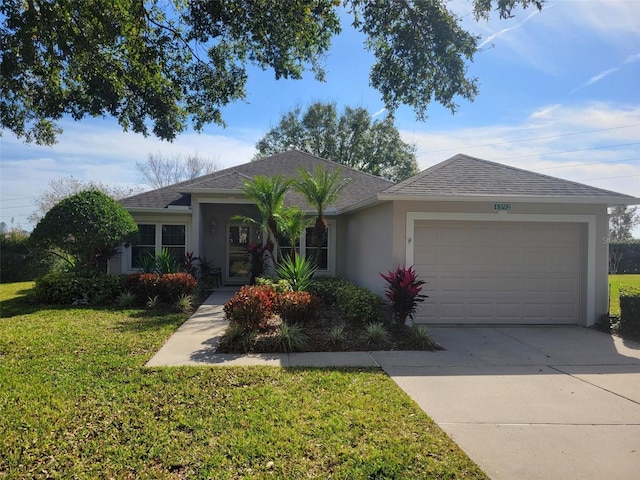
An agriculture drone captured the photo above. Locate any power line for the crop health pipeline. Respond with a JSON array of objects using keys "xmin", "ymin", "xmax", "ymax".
[
  {"xmin": 418, "ymin": 124, "xmax": 640, "ymax": 154},
  {"xmin": 531, "ymin": 157, "xmax": 640, "ymax": 171},
  {"xmin": 492, "ymin": 142, "xmax": 640, "ymax": 161}
]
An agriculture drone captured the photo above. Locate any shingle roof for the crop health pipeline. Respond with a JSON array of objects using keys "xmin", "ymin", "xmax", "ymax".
[
  {"xmin": 121, "ymin": 150, "xmax": 394, "ymax": 210},
  {"xmin": 382, "ymin": 153, "xmax": 636, "ymax": 200}
]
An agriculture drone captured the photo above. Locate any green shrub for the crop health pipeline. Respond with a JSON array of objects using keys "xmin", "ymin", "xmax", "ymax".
[
  {"xmin": 223, "ymin": 285, "xmax": 276, "ymax": 331},
  {"xmin": 0, "ymin": 231, "xmax": 57, "ymax": 282},
  {"xmin": 307, "ymin": 276, "xmax": 352, "ymax": 306},
  {"xmin": 271, "ymin": 323, "xmax": 309, "ymax": 352},
  {"xmin": 275, "ymin": 291, "xmax": 321, "ymax": 324},
  {"xmin": 619, "ymin": 285, "xmax": 640, "ymax": 334},
  {"xmin": 255, "ymin": 276, "xmax": 293, "ymax": 293},
  {"xmin": 116, "ymin": 291, "xmax": 137, "ymax": 307},
  {"xmin": 218, "ymin": 324, "xmax": 257, "ymax": 353},
  {"xmin": 409, "ymin": 324, "xmax": 434, "ymax": 350},
  {"xmin": 334, "ymin": 281, "xmax": 383, "ymax": 325},
  {"xmin": 34, "ymin": 273, "xmax": 86, "ymax": 304},
  {"xmin": 175, "ymin": 294, "xmax": 195, "ymax": 314},
  {"xmin": 327, "ymin": 324, "xmax": 346, "ymax": 346},
  {"xmin": 362, "ymin": 322, "xmax": 390, "ymax": 345},
  {"xmin": 34, "ymin": 273, "xmax": 127, "ymax": 304}
]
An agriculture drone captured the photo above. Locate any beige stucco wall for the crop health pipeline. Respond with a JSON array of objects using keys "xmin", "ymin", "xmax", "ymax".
[{"xmin": 343, "ymin": 202, "xmax": 394, "ymax": 294}]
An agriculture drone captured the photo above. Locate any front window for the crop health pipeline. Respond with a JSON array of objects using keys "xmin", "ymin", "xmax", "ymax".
[
  {"xmin": 132, "ymin": 224, "xmax": 156, "ymax": 269},
  {"xmin": 130, "ymin": 224, "xmax": 187, "ymax": 270},
  {"xmin": 162, "ymin": 225, "xmax": 186, "ymax": 261},
  {"xmin": 305, "ymin": 226, "xmax": 328, "ymax": 270}
]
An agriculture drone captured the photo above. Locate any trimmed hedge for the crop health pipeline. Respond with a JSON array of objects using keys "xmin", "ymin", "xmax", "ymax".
[
  {"xmin": 124, "ymin": 273, "xmax": 197, "ymax": 304},
  {"xmin": 609, "ymin": 241, "xmax": 640, "ymax": 274},
  {"xmin": 0, "ymin": 232, "xmax": 57, "ymax": 282},
  {"xmin": 619, "ymin": 285, "xmax": 640, "ymax": 334},
  {"xmin": 34, "ymin": 273, "xmax": 127, "ymax": 304},
  {"xmin": 308, "ymin": 276, "xmax": 383, "ymax": 325}
]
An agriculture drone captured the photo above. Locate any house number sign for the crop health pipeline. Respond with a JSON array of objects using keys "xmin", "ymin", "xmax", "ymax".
[{"xmin": 493, "ymin": 203, "xmax": 512, "ymax": 211}]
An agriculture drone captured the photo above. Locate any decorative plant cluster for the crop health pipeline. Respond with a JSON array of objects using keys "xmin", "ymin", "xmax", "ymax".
[
  {"xmin": 125, "ymin": 273, "xmax": 197, "ymax": 305},
  {"xmin": 219, "ymin": 274, "xmax": 437, "ymax": 354},
  {"xmin": 380, "ymin": 265, "xmax": 427, "ymax": 326},
  {"xmin": 223, "ymin": 285, "xmax": 277, "ymax": 331}
]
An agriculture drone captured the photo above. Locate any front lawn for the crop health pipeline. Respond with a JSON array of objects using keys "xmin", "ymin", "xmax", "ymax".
[
  {"xmin": 0, "ymin": 282, "xmax": 486, "ymax": 479},
  {"xmin": 609, "ymin": 274, "xmax": 640, "ymax": 317}
]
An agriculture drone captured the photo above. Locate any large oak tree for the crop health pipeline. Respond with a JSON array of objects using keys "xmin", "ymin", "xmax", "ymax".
[
  {"xmin": 255, "ymin": 102, "xmax": 419, "ymax": 181},
  {"xmin": 1, "ymin": 0, "xmax": 543, "ymax": 145}
]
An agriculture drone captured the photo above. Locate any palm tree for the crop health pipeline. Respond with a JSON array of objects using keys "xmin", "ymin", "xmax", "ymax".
[
  {"xmin": 295, "ymin": 166, "xmax": 350, "ymax": 264},
  {"xmin": 278, "ymin": 207, "xmax": 313, "ymax": 260},
  {"xmin": 233, "ymin": 175, "xmax": 294, "ymax": 263}
]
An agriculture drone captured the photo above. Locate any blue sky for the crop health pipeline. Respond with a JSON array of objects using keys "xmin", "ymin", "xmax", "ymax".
[{"xmin": 2, "ymin": 0, "xmax": 639, "ymax": 233}]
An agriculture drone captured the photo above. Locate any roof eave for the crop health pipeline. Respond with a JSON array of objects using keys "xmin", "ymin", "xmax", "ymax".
[
  {"xmin": 377, "ymin": 193, "xmax": 640, "ymax": 206},
  {"xmin": 125, "ymin": 207, "xmax": 193, "ymax": 214}
]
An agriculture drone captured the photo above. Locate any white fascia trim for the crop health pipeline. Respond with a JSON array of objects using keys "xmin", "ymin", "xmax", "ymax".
[
  {"xmin": 406, "ymin": 212, "xmax": 597, "ymax": 326},
  {"xmin": 181, "ymin": 188, "xmax": 242, "ymax": 195},
  {"xmin": 380, "ymin": 194, "xmax": 638, "ymax": 205},
  {"xmin": 126, "ymin": 207, "xmax": 192, "ymax": 215},
  {"xmin": 194, "ymin": 196, "xmax": 255, "ymax": 205}
]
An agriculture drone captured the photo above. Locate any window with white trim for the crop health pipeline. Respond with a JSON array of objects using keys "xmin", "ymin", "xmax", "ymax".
[
  {"xmin": 304, "ymin": 226, "xmax": 328, "ymax": 270},
  {"xmin": 130, "ymin": 224, "xmax": 186, "ymax": 269}
]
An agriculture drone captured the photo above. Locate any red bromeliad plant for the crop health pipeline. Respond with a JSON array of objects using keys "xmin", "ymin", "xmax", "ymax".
[{"xmin": 380, "ymin": 265, "xmax": 427, "ymax": 326}]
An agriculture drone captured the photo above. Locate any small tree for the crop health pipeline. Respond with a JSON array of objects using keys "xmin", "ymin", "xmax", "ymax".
[
  {"xmin": 609, "ymin": 205, "xmax": 639, "ymax": 241},
  {"xmin": 295, "ymin": 166, "xmax": 350, "ymax": 265},
  {"xmin": 30, "ymin": 190, "xmax": 138, "ymax": 276}
]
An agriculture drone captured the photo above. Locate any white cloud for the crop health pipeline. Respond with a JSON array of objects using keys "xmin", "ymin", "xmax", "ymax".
[
  {"xmin": 477, "ymin": 8, "xmax": 542, "ymax": 48},
  {"xmin": 0, "ymin": 122, "xmax": 259, "ymax": 229},
  {"xmin": 402, "ymin": 102, "xmax": 640, "ymax": 198}
]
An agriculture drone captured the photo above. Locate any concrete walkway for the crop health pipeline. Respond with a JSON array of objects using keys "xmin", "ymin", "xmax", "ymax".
[{"xmin": 147, "ymin": 291, "xmax": 640, "ymax": 480}]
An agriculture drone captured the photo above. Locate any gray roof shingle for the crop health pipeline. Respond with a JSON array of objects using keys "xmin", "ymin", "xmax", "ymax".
[
  {"xmin": 121, "ymin": 150, "xmax": 394, "ymax": 210},
  {"xmin": 382, "ymin": 153, "xmax": 636, "ymax": 200}
]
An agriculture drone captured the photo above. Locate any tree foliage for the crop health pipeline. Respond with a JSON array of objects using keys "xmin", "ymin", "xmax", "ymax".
[
  {"xmin": 295, "ymin": 166, "xmax": 350, "ymax": 262},
  {"xmin": 136, "ymin": 152, "xmax": 220, "ymax": 189},
  {"xmin": 2, "ymin": 0, "xmax": 543, "ymax": 145},
  {"xmin": 256, "ymin": 102, "xmax": 419, "ymax": 181},
  {"xmin": 30, "ymin": 190, "xmax": 139, "ymax": 276},
  {"xmin": 28, "ymin": 175, "xmax": 142, "ymax": 225},
  {"xmin": 609, "ymin": 205, "xmax": 639, "ymax": 242}
]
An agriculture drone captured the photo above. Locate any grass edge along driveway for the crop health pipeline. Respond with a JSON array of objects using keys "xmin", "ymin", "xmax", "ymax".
[{"xmin": 0, "ymin": 282, "xmax": 486, "ymax": 479}]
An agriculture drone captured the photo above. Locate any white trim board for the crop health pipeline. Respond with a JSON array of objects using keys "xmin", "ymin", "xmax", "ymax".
[{"xmin": 405, "ymin": 212, "xmax": 597, "ymax": 325}]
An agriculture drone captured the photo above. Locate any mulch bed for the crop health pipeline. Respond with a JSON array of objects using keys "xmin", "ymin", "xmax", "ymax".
[{"xmin": 216, "ymin": 307, "xmax": 442, "ymax": 353}]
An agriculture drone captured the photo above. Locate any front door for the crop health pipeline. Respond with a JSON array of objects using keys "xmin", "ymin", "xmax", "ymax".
[{"xmin": 227, "ymin": 224, "xmax": 252, "ymax": 283}]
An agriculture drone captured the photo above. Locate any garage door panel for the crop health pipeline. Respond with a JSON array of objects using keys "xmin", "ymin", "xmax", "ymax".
[{"xmin": 413, "ymin": 220, "xmax": 581, "ymax": 325}]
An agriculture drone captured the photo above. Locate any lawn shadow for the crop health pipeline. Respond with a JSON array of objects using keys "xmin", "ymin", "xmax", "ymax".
[{"xmin": 117, "ymin": 309, "xmax": 187, "ymax": 333}]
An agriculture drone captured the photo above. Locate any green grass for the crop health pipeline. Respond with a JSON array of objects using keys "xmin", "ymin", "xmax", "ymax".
[
  {"xmin": 609, "ymin": 274, "xmax": 640, "ymax": 317},
  {"xmin": 0, "ymin": 282, "xmax": 486, "ymax": 479}
]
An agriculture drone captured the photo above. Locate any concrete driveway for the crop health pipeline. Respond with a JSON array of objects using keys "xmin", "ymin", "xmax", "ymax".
[{"xmin": 374, "ymin": 326, "xmax": 640, "ymax": 480}]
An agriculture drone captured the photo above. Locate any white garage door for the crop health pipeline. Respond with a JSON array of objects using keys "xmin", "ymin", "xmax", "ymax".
[{"xmin": 413, "ymin": 221, "xmax": 581, "ymax": 324}]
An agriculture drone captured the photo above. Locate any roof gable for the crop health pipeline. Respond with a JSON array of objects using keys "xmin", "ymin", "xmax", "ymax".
[
  {"xmin": 121, "ymin": 150, "xmax": 394, "ymax": 210},
  {"xmin": 383, "ymin": 154, "xmax": 636, "ymax": 201}
]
